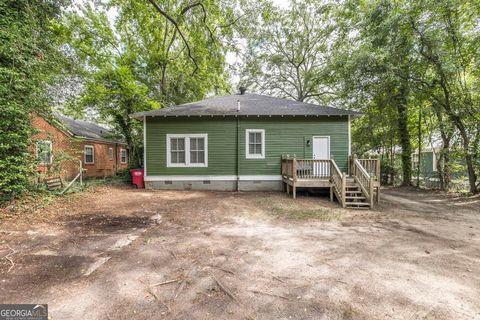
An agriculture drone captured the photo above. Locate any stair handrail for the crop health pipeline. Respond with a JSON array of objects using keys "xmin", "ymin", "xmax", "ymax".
[
  {"xmin": 352, "ymin": 159, "xmax": 374, "ymax": 208},
  {"xmin": 330, "ymin": 159, "xmax": 345, "ymax": 208},
  {"xmin": 357, "ymin": 158, "xmax": 380, "ymax": 181}
]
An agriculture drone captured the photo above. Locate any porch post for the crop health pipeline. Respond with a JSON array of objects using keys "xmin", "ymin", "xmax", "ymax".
[{"xmin": 292, "ymin": 155, "xmax": 297, "ymax": 199}]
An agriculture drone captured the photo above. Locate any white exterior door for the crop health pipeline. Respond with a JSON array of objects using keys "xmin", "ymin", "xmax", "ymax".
[{"xmin": 312, "ymin": 137, "xmax": 330, "ymax": 176}]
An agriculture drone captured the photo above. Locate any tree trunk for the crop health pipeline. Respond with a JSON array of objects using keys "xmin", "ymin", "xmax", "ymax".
[
  {"xmin": 439, "ymin": 83, "xmax": 478, "ymax": 193},
  {"xmin": 390, "ymin": 133, "xmax": 395, "ymax": 185},
  {"xmin": 433, "ymin": 106, "xmax": 451, "ymax": 191},
  {"xmin": 440, "ymin": 139, "xmax": 451, "ymax": 190},
  {"xmin": 396, "ymin": 86, "xmax": 412, "ymax": 186},
  {"xmin": 416, "ymin": 110, "xmax": 422, "ymax": 187}
]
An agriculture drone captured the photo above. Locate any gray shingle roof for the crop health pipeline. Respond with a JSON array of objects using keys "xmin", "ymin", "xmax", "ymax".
[
  {"xmin": 54, "ymin": 113, "xmax": 126, "ymax": 144},
  {"xmin": 130, "ymin": 93, "xmax": 362, "ymax": 119}
]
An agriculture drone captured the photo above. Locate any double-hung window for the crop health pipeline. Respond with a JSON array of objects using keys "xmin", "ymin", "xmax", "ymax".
[
  {"xmin": 120, "ymin": 149, "xmax": 127, "ymax": 164},
  {"xmin": 108, "ymin": 147, "xmax": 113, "ymax": 160},
  {"xmin": 84, "ymin": 145, "xmax": 95, "ymax": 164},
  {"xmin": 167, "ymin": 134, "xmax": 208, "ymax": 167},
  {"xmin": 246, "ymin": 129, "xmax": 265, "ymax": 159},
  {"xmin": 36, "ymin": 140, "xmax": 52, "ymax": 165}
]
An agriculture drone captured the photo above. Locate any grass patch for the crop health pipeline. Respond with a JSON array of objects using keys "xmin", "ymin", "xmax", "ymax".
[{"xmin": 255, "ymin": 196, "xmax": 343, "ymax": 221}]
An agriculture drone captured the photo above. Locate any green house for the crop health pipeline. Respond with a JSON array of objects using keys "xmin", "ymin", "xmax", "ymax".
[
  {"xmin": 131, "ymin": 92, "xmax": 364, "ymax": 194},
  {"xmin": 412, "ymin": 148, "xmax": 439, "ymax": 178}
]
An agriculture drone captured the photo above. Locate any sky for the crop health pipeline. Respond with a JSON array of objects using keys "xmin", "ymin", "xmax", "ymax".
[
  {"xmin": 272, "ymin": 0, "xmax": 290, "ymax": 8},
  {"xmin": 92, "ymin": 0, "xmax": 291, "ymax": 86},
  {"xmin": 227, "ymin": 0, "xmax": 291, "ymax": 84}
]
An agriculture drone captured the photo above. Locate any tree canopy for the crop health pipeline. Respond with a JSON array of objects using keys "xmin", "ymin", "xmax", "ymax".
[{"xmin": 1, "ymin": 0, "xmax": 479, "ymax": 201}]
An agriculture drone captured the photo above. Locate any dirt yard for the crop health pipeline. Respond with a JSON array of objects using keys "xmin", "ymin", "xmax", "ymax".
[{"xmin": 1, "ymin": 186, "xmax": 479, "ymax": 319}]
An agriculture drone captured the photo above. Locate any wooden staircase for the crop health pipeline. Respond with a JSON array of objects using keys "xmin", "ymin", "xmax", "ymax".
[
  {"xmin": 344, "ymin": 178, "xmax": 370, "ymax": 209},
  {"xmin": 330, "ymin": 157, "xmax": 380, "ymax": 209},
  {"xmin": 281, "ymin": 156, "xmax": 380, "ymax": 209}
]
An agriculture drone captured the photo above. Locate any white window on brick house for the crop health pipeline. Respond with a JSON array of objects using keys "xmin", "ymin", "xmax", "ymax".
[
  {"xmin": 84, "ymin": 145, "xmax": 95, "ymax": 164},
  {"xmin": 36, "ymin": 140, "xmax": 52, "ymax": 165},
  {"xmin": 166, "ymin": 134, "xmax": 208, "ymax": 167},
  {"xmin": 108, "ymin": 147, "xmax": 113, "ymax": 160},
  {"xmin": 246, "ymin": 129, "xmax": 265, "ymax": 159},
  {"xmin": 120, "ymin": 148, "xmax": 127, "ymax": 164}
]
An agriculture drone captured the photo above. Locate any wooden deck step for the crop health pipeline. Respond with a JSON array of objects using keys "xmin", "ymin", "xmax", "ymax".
[
  {"xmin": 345, "ymin": 206, "xmax": 370, "ymax": 210},
  {"xmin": 45, "ymin": 177, "xmax": 62, "ymax": 190},
  {"xmin": 345, "ymin": 196, "xmax": 366, "ymax": 200},
  {"xmin": 345, "ymin": 202, "xmax": 370, "ymax": 206}
]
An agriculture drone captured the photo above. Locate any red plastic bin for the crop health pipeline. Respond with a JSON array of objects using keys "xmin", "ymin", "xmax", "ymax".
[{"xmin": 130, "ymin": 169, "xmax": 145, "ymax": 189}]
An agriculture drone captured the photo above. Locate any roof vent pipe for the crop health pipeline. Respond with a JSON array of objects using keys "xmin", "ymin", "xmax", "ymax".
[
  {"xmin": 237, "ymin": 100, "xmax": 241, "ymax": 112},
  {"xmin": 239, "ymin": 86, "xmax": 246, "ymax": 95}
]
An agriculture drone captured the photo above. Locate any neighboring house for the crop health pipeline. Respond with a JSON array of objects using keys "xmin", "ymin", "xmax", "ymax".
[
  {"xmin": 412, "ymin": 147, "xmax": 440, "ymax": 178},
  {"xmin": 32, "ymin": 113, "xmax": 129, "ymax": 180},
  {"xmin": 131, "ymin": 91, "xmax": 365, "ymax": 193}
]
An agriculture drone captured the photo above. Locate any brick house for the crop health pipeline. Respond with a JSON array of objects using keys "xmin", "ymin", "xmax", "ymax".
[{"xmin": 32, "ymin": 113, "xmax": 129, "ymax": 180}]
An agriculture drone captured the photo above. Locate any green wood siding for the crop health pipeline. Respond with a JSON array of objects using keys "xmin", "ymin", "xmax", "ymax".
[
  {"xmin": 145, "ymin": 116, "xmax": 350, "ymax": 176},
  {"xmin": 146, "ymin": 117, "xmax": 237, "ymax": 175},
  {"xmin": 238, "ymin": 117, "xmax": 349, "ymax": 174},
  {"xmin": 417, "ymin": 151, "xmax": 435, "ymax": 176}
]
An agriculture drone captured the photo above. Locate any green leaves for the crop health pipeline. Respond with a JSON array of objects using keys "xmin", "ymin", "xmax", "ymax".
[
  {"xmin": 240, "ymin": 0, "xmax": 338, "ymax": 103},
  {"xmin": 0, "ymin": 0, "xmax": 66, "ymax": 201},
  {"xmin": 58, "ymin": 0, "xmax": 235, "ymax": 166}
]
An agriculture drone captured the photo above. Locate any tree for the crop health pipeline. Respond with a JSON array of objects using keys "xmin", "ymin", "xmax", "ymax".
[
  {"xmin": 406, "ymin": 0, "xmax": 480, "ymax": 192},
  {"xmin": 240, "ymin": 0, "xmax": 338, "ymax": 103},
  {"xmin": 59, "ymin": 0, "xmax": 238, "ymax": 165},
  {"xmin": 0, "ymin": 0, "xmax": 66, "ymax": 201},
  {"xmin": 333, "ymin": 0, "xmax": 417, "ymax": 185}
]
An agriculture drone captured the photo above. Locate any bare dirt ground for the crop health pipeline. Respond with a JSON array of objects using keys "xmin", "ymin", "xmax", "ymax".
[{"xmin": 0, "ymin": 185, "xmax": 479, "ymax": 319}]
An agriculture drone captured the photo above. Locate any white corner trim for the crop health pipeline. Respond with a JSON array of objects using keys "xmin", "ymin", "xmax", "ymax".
[
  {"xmin": 166, "ymin": 134, "xmax": 208, "ymax": 167},
  {"xmin": 144, "ymin": 175, "xmax": 282, "ymax": 182},
  {"xmin": 348, "ymin": 115, "xmax": 351, "ymax": 156},
  {"xmin": 245, "ymin": 129, "xmax": 265, "ymax": 159},
  {"xmin": 143, "ymin": 115, "xmax": 147, "ymax": 176}
]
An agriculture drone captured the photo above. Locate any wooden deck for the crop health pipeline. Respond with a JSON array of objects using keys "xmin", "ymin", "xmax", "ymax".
[{"xmin": 281, "ymin": 156, "xmax": 381, "ymax": 209}]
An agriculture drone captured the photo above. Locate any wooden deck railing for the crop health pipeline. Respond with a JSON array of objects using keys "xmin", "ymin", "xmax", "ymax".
[
  {"xmin": 281, "ymin": 157, "xmax": 295, "ymax": 180},
  {"xmin": 282, "ymin": 158, "xmax": 332, "ymax": 180},
  {"xmin": 330, "ymin": 159, "xmax": 346, "ymax": 208},
  {"xmin": 282, "ymin": 157, "xmax": 346, "ymax": 205},
  {"xmin": 351, "ymin": 159, "xmax": 375, "ymax": 208},
  {"xmin": 296, "ymin": 159, "xmax": 331, "ymax": 179},
  {"xmin": 357, "ymin": 158, "xmax": 380, "ymax": 180},
  {"xmin": 282, "ymin": 156, "xmax": 379, "ymax": 207}
]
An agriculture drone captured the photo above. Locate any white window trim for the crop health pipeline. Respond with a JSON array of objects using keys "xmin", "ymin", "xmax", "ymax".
[
  {"xmin": 245, "ymin": 129, "xmax": 265, "ymax": 159},
  {"xmin": 36, "ymin": 140, "xmax": 53, "ymax": 165},
  {"xmin": 108, "ymin": 147, "xmax": 114, "ymax": 161},
  {"xmin": 84, "ymin": 145, "xmax": 95, "ymax": 164},
  {"xmin": 166, "ymin": 134, "xmax": 208, "ymax": 167},
  {"xmin": 120, "ymin": 148, "xmax": 127, "ymax": 164},
  {"xmin": 432, "ymin": 151, "xmax": 437, "ymax": 172}
]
